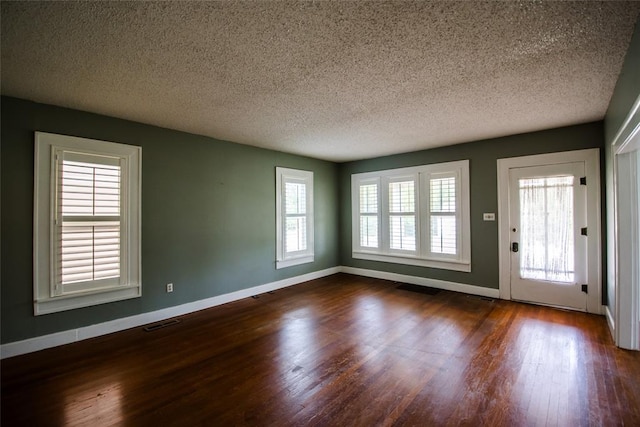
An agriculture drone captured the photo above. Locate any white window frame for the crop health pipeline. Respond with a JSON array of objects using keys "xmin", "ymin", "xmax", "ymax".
[
  {"xmin": 276, "ymin": 167, "xmax": 314, "ymax": 269},
  {"xmin": 351, "ymin": 160, "xmax": 470, "ymax": 272},
  {"xmin": 34, "ymin": 132, "xmax": 141, "ymax": 315}
]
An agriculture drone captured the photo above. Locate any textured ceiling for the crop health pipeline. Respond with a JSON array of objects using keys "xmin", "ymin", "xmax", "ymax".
[{"xmin": 2, "ymin": 1, "xmax": 639, "ymax": 162}]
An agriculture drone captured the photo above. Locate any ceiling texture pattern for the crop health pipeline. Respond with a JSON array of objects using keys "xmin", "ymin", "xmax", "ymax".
[{"xmin": 2, "ymin": 1, "xmax": 639, "ymax": 162}]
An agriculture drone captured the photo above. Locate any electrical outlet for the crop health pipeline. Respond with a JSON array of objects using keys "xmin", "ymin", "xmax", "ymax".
[{"xmin": 166, "ymin": 283, "xmax": 173, "ymax": 293}]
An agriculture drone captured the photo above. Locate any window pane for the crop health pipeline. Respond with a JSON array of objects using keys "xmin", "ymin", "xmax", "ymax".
[
  {"xmin": 519, "ymin": 176, "xmax": 574, "ymax": 283},
  {"xmin": 430, "ymin": 215, "xmax": 456, "ymax": 254},
  {"xmin": 59, "ymin": 222, "xmax": 120, "ymax": 284},
  {"xmin": 59, "ymin": 159, "xmax": 122, "ymax": 285},
  {"xmin": 360, "ymin": 184, "xmax": 378, "ymax": 214},
  {"xmin": 61, "ymin": 160, "xmax": 120, "ymax": 217},
  {"xmin": 430, "ymin": 177, "xmax": 456, "ymax": 213},
  {"xmin": 390, "ymin": 215, "xmax": 416, "ymax": 251},
  {"xmin": 359, "ymin": 215, "xmax": 378, "ymax": 248},
  {"xmin": 285, "ymin": 182, "xmax": 306, "ymax": 215},
  {"xmin": 285, "ymin": 216, "xmax": 307, "ymax": 253},
  {"xmin": 389, "ymin": 181, "xmax": 414, "ymax": 213}
]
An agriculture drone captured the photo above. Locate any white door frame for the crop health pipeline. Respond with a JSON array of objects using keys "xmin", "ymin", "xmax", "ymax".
[
  {"xmin": 610, "ymin": 93, "xmax": 640, "ymax": 350},
  {"xmin": 497, "ymin": 149, "xmax": 602, "ymax": 314}
]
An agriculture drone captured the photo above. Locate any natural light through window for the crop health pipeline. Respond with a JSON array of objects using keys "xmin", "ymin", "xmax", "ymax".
[
  {"xmin": 34, "ymin": 132, "xmax": 141, "ymax": 315},
  {"xmin": 351, "ymin": 160, "xmax": 470, "ymax": 271},
  {"xmin": 285, "ymin": 182, "xmax": 307, "ymax": 253},
  {"xmin": 430, "ymin": 176, "xmax": 457, "ymax": 255},
  {"xmin": 60, "ymin": 159, "xmax": 121, "ymax": 285},
  {"xmin": 359, "ymin": 183, "xmax": 379, "ymax": 248},
  {"xmin": 389, "ymin": 180, "xmax": 416, "ymax": 251},
  {"xmin": 276, "ymin": 167, "xmax": 314, "ymax": 269},
  {"xmin": 519, "ymin": 176, "xmax": 575, "ymax": 283}
]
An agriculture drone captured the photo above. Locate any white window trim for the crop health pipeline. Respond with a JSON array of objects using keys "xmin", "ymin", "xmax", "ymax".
[
  {"xmin": 275, "ymin": 167, "xmax": 314, "ymax": 269},
  {"xmin": 34, "ymin": 132, "xmax": 141, "ymax": 315},
  {"xmin": 351, "ymin": 160, "xmax": 470, "ymax": 272}
]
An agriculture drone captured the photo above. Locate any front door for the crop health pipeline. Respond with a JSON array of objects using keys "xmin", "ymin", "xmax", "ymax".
[{"xmin": 509, "ymin": 162, "xmax": 588, "ymax": 310}]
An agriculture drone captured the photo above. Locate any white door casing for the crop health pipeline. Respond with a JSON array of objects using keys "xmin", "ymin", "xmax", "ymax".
[
  {"xmin": 610, "ymin": 92, "xmax": 640, "ymax": 349},
  {"xmin": 497, "ymin": 149, "xmax": 602, "ymax": 314}
]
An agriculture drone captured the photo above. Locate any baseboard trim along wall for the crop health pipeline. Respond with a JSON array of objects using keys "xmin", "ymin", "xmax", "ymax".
[
  {"xmin": 341, "ymin": 267, "xmax": 501, "ymax": 299},
  {"xmin": 2, "ymin": 266, "xmax": 501, "ymax": 359},
  {"xmin": 605, "ymin": 305, "xmax": 616, "ymax": 339}
]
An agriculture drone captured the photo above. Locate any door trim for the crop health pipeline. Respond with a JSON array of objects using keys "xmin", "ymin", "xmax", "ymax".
[
  {"xmin": 497, "ymin": 149, "xmax": 602, "ymax": 314},
  {"xmin": 611, "ymin": 95, "xmax": 640, "ymax": 348},
  {"xmin": 613, "ymin": 149, "xmax": 639, "ymax": 349}
]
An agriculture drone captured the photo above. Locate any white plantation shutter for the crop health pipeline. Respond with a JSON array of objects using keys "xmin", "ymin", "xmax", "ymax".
[
  {"xmin": 34, "ymin": 132, "xmax": 141, "ymax": 315},
  {"xmin": 351, "ymin": 160, "xmax": 470, "ymax": 272},
  {"xmin": 284, "ymin": 181, "xmax": 307, "ymax": 253},
  {"xmin": 54, "ymin": 151, "xmax": 123, "ymax": 294},
  {"xmin": 429, "ymin": 174, "xmax": 457, "ymax": 255},
  {"xmin": 359, "ymin": 182, "xmax": 379, "ymax": 248},
  {"xmin": 276, "ymin": 167, "xmax": 314, "ymax": 269},
  {"xmin": 388, "ymin": 179, "xmax": 416, "ymax": 251}
]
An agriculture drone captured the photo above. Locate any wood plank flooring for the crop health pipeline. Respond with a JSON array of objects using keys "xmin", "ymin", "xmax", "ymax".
[{"xmin": 3, "ymin": 273, "xmax": 640, "ymax": 426}]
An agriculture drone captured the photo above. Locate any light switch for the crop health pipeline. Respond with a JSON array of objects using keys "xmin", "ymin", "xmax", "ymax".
[{"xmin": 483, "ymin": 213, "xmax": 496, "ymax": 221}]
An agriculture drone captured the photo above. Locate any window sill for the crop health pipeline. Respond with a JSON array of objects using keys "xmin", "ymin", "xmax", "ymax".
[
  {"xmin": 34, "ymin": 285, "xmax": 141, "ymax": 315},
  {"xmin": 276, "ymin": 255, "xmax": 314, "ymax": 269},
  {"xmin": 352, "ymin": 251, "xmax": 471, "ymax": 272}
]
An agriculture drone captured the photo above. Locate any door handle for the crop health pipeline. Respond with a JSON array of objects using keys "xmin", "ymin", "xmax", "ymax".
[{"xmin": 511, "ymin": 242, "xmax": 519, "ymax": 253}]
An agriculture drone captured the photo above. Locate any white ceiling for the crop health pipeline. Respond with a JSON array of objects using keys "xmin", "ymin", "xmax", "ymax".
[{"xmin": 2, "ymin": 1, "xmax": 639, "ymax": 162}]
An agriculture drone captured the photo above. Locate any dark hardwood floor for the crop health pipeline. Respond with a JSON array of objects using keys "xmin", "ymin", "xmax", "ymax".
[{"xmin": 3, "ymin": 273, "xmax": 640, "ymax": 426}]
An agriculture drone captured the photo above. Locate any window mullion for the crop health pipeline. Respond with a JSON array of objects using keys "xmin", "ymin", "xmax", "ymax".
[
  {"xmin": 419, "ymin": 172, "xmax": 428, "ymax": 259},
  {"xmin": 414, "ymin": 175, "xmax": 421, "ymax": 256},
  {"xmin": 380, "ymin": 177, "xmax": 390, "ymax": 253}
]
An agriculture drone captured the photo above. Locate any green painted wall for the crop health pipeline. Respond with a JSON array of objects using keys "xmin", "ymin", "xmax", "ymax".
[
  {"xmin": 1, "ymin": 96, "xmax": 340, "ymax": 343},
  {"xmin": 604, "ymin": 19, "xmax": 640, "ymax": 317},
  {"xmin": 0, "ymin": 95, "xmax": 611, "ymax": 346},
  {"xmin": 338, "ymin": 123, "xmax": 605, "ymax": 290}
]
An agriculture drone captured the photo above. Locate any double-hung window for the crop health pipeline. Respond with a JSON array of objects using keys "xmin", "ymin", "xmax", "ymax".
[
  {"xmin": 351, "ymin": 160, "xmax": 470, "ymax": 272},
  {"xmin": 388, "ymin": 176, "xmax": 418, "ymax": 252},
  {"xmin": 358, "ymin": 179, "xmax": 380, "ymax": 249},
  {"xmin": 276, "ymin": 167, "xmax": 314, "ymax": 269},
  {"xmin": 34, "ymin": 132, "xmax": 141, "ymax": 315}
]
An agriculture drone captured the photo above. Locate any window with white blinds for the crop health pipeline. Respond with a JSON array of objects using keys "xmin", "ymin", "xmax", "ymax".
[
  {"xmin": 351, "ymin": 160, "xmax": 470, "ymax": 272},
  {"xmin": 359, "ymin": 182, "xmax": 379, "ymax": 248},
  {"xmin": 285, "ymin": 181, "xmax": 308, "ymax": 253},
  {"xmin": 429, "ymin": 175, "xmax": 457, "ymax": 255},
  {"xmin": 276, "ymin": 167, "xmax": 314, "ymax": 269},
  {"xmin": 57, "ymin": 155, "xmax": 122, "ymax": 288},
  {"xmin": 34, "ymin": 132, "xmax": 141, "ymax": 315},
  {"xmin": 388, "ymin": 179, "xmax": 416, "ymax": 251}
]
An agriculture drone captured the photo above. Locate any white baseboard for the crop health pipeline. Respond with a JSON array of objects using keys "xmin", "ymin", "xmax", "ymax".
[
  {"xmin": 340, "ymin": 267, "xmax": 500, "ymax": 298},
  {"xmin": 605, "ymin": 305, "xmax": 616, "ymax": 341},
  {"xmin": 1, "ymin": 267, "xmax": 341, "ymax": 359}
]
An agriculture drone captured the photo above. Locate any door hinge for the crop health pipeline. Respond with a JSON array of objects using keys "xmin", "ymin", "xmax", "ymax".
[
  {"xmin": 581, "ymin": 284, "xmax": 588, "ymax": 294},
  {"xmin": 580, "ymin": 177, "xmax": 586, "ymax": 185},
  {"xmin": 581, "ymin": 227, "xmax": 587, "ymax": 236}
]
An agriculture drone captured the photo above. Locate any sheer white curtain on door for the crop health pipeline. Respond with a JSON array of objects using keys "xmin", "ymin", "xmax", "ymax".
[{"xmin": 519, "ymin": 176, "xmax": 575, "ymax": 283}]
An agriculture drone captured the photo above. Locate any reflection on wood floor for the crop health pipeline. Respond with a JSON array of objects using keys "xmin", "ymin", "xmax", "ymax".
[{"xmin": 2, "ymin": 273, "xmax": 640, "ymax": 426}]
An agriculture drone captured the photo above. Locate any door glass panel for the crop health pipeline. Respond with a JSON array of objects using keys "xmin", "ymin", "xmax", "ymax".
[{"xmin": 519, "ymin": 176, "xmax": 574, "ymax": 283}]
